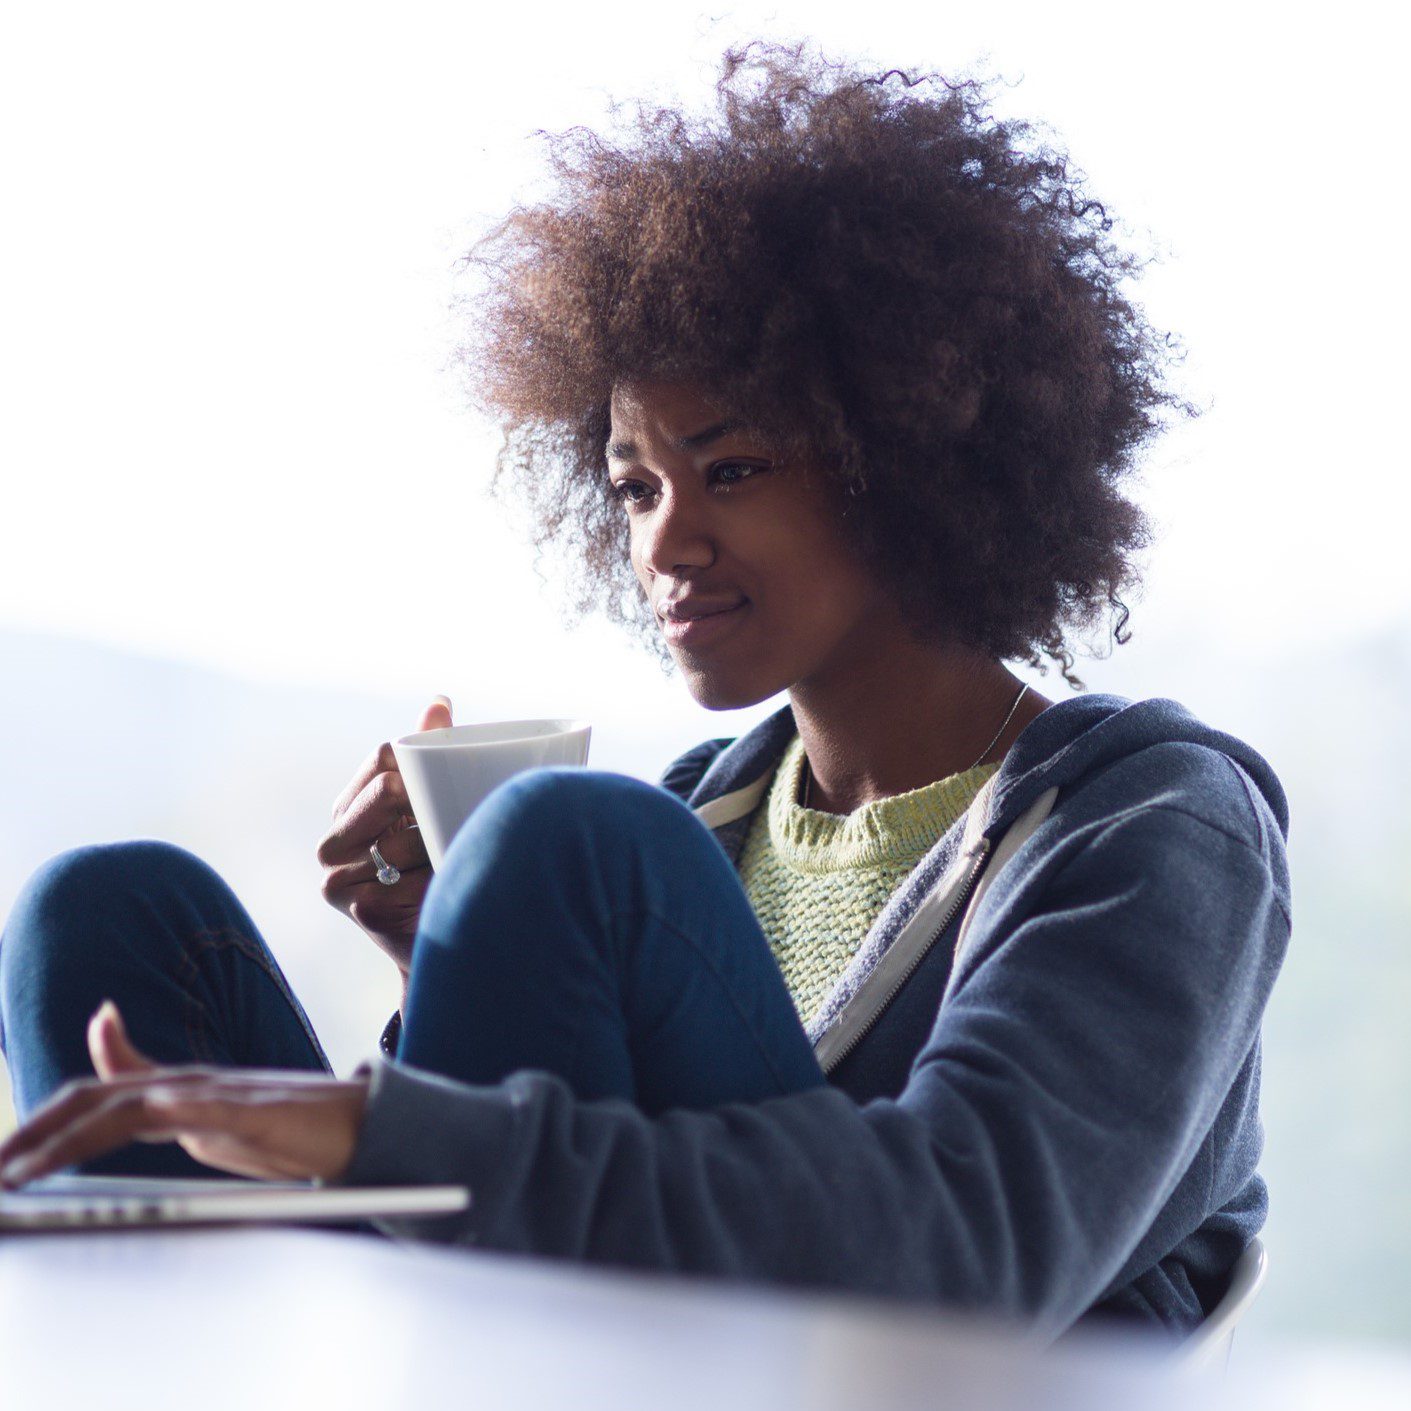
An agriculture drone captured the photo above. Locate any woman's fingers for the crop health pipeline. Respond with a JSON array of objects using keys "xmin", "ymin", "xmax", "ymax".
[
  {"xmin": 372, "ymin": 814, "xmax": 430, "ymax": 871},
  {"xmin": 0, "ymin": 1072, "xmax": 372, "ymax": 1187},
  {"xmin": 327, "ymin": 698, "xmax": 450, "ymax": 822},
  {"xmin": 330, "ymin": 742, "xmax": 398, "ymax": 822},
  {"xmin": 0, "ymin": 1075, "xmax": 211, "ymax": 1184},
  {"xmin": 338, "ymin": 765, "xmax": 416, "ymax": 849},
  {"xmin": 319, "ymin": 822, "xmax": 430, "ymax": 903},
  {"xmin": 0, "ymin": 1059, "xmax": 273, "ymax": 1172},
  {"xmin": 317, "ymin": 770, "xmax": 418, "ymax": 870},
  {"xmin": 0, "ymin": 1068, "xmax": 210, "ymax": 1173},
  {"xmin": 416, "ymin": 696, "xmax": 453, "ymax": 733},
  {"xmin": 343, "ymin": 869, "xmax": 432, "ymax": 930},
  {"xmin": 0, "ymin": 1087, "xmax": 216, "ymax": 1185}
]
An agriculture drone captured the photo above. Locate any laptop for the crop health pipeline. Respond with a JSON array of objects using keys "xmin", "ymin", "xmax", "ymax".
[{"xmin": 0, "ymin": 1172, "xmax": 470, "ymax": 1232}]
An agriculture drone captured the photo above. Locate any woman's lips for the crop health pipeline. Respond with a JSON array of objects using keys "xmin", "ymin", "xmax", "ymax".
[{"xmin": 660, "ymin": 601, "xmax": 750, "ymax": 649}]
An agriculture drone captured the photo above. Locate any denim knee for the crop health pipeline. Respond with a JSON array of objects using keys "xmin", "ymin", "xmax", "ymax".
[
  {"xmin": 424, "ymin": 768, "xmax": 693, "ymax": 948},
  {"xmin": 443, "ymin": 766, "xmax": 691, "ymax": 867},
  {"xmin": 8, "ymin": 840, "xmax": 221, "ymax": 922},
  {"xmin": 2, "ymin": 840, "xmax": 221, "ymax": 989}
]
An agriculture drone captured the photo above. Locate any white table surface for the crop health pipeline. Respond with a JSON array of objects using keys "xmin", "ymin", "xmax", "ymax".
[{"xmin": 1, "ymin": 1223, "xmax": 1406, "ymax": 1410}]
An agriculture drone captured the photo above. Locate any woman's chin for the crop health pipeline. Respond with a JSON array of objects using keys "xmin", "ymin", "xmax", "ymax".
[{"xmin": 676, "ymin": 657, "xmax": 782, "ymax": 713}]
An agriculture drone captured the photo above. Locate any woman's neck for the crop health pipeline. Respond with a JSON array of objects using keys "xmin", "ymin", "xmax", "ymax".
[{"xmin": 786, "ymin": 631, "xmax": 1051, "ymax": 816}]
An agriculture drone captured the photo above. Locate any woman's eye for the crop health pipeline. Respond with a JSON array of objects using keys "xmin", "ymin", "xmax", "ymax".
[
  {"xmin": 609, "ymin": 464, "xmax": 768, "ymax": 509},
  {"xmin": 713, "ymin": 462, "xmax": 767, "ymax": 487}
]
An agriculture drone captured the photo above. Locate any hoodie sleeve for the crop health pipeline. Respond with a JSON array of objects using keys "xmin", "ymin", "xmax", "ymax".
[{"xmin": 331, "ymin": 797, "xmax": 1290, "ymax": 1338}]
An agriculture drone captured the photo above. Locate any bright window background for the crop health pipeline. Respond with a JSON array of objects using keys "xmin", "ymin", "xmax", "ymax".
[{"xmin": 2, "ymin": 0, "xmax": 1406, "ymax": 1351}]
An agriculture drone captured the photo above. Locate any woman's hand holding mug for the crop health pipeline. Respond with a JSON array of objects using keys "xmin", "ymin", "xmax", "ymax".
[{"xmin": 316, "ymin": 695, "xmax": 452, "ymax": 995}]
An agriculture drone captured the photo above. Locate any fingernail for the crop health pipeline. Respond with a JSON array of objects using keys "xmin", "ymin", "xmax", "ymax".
[{"xmin": 1, "ymin": 1157, "xmax": 34, "ymax": 1188}]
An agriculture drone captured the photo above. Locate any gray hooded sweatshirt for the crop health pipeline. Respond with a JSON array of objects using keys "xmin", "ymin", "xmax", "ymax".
[{"xmin": 335, "ymin": 692, "xmax": 1292, "ymax": 1341}]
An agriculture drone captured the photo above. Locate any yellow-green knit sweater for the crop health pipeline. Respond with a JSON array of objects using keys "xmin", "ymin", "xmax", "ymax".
[{"xmin": 739, "ymin": 733, "xmax": 999, "ymax": 1028}]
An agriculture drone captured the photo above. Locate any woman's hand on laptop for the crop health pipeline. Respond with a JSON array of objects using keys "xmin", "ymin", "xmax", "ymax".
[
  {"xmin": 0, "ymin": 1002, "xmax": 369, "ymax": 1188},
  {"xmin": 316, "ymin": 695, "xmax": 452, "ymax": 992}
]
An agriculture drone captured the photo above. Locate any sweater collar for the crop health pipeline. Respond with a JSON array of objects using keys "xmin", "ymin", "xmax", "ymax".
[{"xmin": 761, "ymin": 732, "xmax": 999, "ymax": 870}]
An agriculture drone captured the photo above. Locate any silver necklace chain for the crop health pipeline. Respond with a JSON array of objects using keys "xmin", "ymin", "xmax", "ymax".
[{"xmin": 801, "ymin": 681, "xmax": 1030, "ymax": 810}]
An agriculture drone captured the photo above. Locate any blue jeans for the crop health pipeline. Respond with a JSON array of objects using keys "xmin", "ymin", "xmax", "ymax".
[{"xmin": 0, "ymin": 768, "xmax": 828, "ymax": 1178}]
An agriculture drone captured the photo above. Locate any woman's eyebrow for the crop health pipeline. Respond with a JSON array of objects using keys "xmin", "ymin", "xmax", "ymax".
[{"xmin": 607, "ymin": 420, "xmax": 742, "ymax": 461}]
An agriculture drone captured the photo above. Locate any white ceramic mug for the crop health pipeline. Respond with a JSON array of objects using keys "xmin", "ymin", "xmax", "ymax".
[{"xmin": 392, "ymin": 717, "xmax": 592, "ymax": 870}]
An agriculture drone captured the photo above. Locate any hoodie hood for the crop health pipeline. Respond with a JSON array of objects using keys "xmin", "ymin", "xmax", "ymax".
[{"xmin": 684, "ymin": 691, "xmax": 1290, "ymax": 848}]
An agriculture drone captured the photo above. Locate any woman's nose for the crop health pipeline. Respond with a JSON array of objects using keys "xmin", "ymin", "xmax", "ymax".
[{"xmin": 638, "ymin": 486, "xmax": 716, "ymax": 576}]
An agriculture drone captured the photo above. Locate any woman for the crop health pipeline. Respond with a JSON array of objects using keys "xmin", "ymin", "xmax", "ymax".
[{"xmin": 0, "ymin": 41, "xmax": 1290, "ymax": 1341}]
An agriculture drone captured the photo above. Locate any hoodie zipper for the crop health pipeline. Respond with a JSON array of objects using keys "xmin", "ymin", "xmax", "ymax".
[{"xmin": 819, "ymin": 836, "xmax": 993, "ymax": 1075}]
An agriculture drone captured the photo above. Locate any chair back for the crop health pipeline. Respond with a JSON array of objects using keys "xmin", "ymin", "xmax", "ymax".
[{"xmin": 1177, "ymin": 1237, "xmax": 1268, "ymax": 1374}]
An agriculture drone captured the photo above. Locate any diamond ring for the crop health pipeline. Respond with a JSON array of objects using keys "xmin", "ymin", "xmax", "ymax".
[{"xmin": 369, "ymin": 839, "xmax": 401, "ymax": 887}]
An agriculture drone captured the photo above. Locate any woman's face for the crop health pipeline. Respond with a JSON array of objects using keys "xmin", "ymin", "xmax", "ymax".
[{"xmin": 608, "ymin": 379, "xmax": 893, "ymax": 709}]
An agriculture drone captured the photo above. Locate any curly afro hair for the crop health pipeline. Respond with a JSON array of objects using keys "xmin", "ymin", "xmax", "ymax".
[{"xmin": 455, "ymin": 38, "xmax": 1197, "ymax": 690}]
